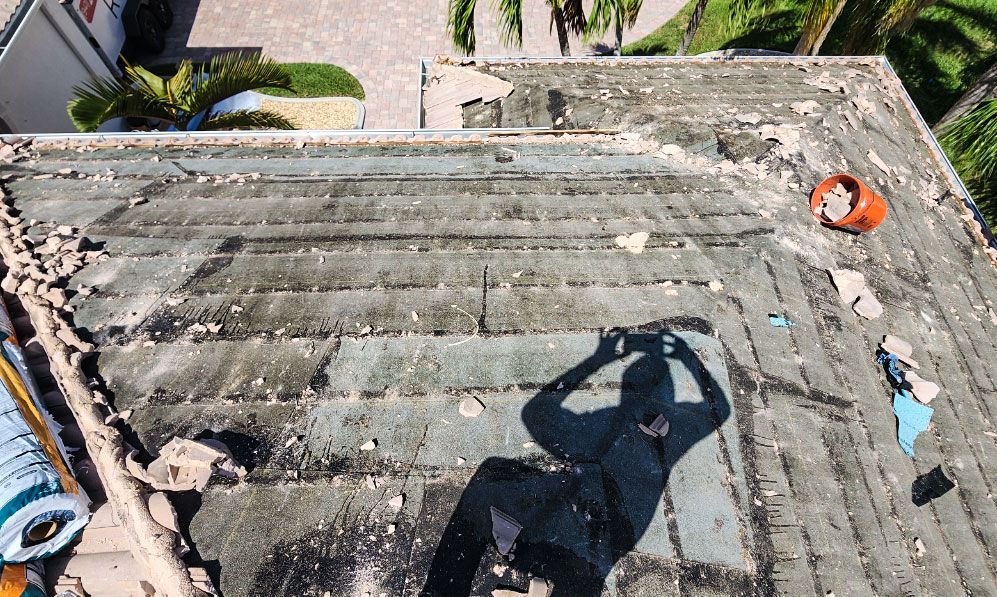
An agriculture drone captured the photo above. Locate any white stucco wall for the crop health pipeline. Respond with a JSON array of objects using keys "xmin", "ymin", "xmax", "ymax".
[{"xmin": 0, "ymin": 0, "xmax": 119, "ymax": 133}]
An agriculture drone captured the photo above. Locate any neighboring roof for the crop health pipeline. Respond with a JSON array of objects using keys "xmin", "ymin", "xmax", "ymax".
[{"xmin": 1, "ymin": 57, "xmax": 996, "ymax": 596}]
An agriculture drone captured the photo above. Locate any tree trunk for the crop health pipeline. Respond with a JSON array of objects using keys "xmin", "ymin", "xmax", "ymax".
[
  {"xmin": 614, "ymin": 20, "xmax": 623, "ymax": 56},
  {"xmin": 677, "ymin": 0, "xmax": 709, "ymax": 56},
  {"xmin": 552, "ymin": 4, "xmax": 571, "ymax": 56},
  {"xmin": 935, "ymin": 61, "xmax": 997, "ymax": 129},
  {"xmin": 809, "ymin": 0, "xmax": 847, "ymax": 55}
]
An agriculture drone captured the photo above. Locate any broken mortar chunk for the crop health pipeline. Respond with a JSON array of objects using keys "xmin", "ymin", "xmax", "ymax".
[{"xmin": 458, "ymin": 396, "xmax": 485, "ymax": 418}]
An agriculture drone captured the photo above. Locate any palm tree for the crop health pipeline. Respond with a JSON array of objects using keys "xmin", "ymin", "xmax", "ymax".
[
  {"xmin": 587, "ymin": 0, "xmax": 643, "ymax": 56},
  {"xmin": 68, "ymin": 52, "xmax": 295, "ymax": 133},
  {"xmin": 939, "ymin": 99, "xmax": 997, "ymax": 225},
  {"xmin": 784, "ymin": 0, "xmax": 938, "ymax": 56},
  {"xmin": 794, "ymin": 0, "xmax": 848, "ymax": 55},
  {"xmin": 677, "ymin": 0, "xmax": 711, "ymax": 56},
  {"xmin": 448, "ymin": 0, "xmax": 585, "ymax": 56}
]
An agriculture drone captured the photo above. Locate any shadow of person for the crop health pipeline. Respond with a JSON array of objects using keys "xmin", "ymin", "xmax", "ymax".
[{"xmin": 421, "ymin": 328, "xmax": 731, "ymax": 596}]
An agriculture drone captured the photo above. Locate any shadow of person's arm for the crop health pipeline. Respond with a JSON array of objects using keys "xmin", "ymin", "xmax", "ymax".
[
  {"xmin": 672, "ymin": 335, "xmax": 731, "ymax": 426},
  {"xmin": 521, "ymin": 330, "xmax": 625, "ymax": 459}
]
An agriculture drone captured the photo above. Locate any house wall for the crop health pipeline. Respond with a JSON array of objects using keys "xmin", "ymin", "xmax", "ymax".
[{"xmin": 0, "ymin": 0, "xmax": 120, "ymax": 133}]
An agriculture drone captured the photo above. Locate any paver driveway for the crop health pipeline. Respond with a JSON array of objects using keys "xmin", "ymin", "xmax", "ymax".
[{"xmin": 156, "ymin": 0, "xmax": 686, "ymax": 128}]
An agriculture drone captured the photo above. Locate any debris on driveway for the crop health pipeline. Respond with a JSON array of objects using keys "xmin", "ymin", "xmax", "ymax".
[
  {"xmin": 360, "ymin": 439, "xmax": 378, "ymax": 451},
  {"xmin": 127, "ymin": 437, "xmax": 246, "ymax": 492},
  {"xmin": 912, "ymin": 465, "xmax": 956, "ymax": 506},
  {"xmin": 490, "ymin": 506, "xmax": 522, "ymax": 556},
  {"xmin": 893, "ymin": 391, "xmax": 934, "ymax": 458},
  {"xmin": 638, "ymin": 414, "xmax": 670, "ymax": 438},
  {"xmin": 768, "ymin": 314, "xmax": 794, "ymax": 328}
]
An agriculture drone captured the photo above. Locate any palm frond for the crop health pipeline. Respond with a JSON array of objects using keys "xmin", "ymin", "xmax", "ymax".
[
  {"xmin": 560, "ymin": 0, "xmax": 586, "ymax": 35},
  {"xmin": 796, "ymin": 0, "xmax": 844, "ymax": 54},
  {"xmin": 198, "ymin": 109, "xmax": 295, "ymax": 131},
  {"xmin": 584, "ymin": 0, "xmax": 614, "ymax": 39},
  {"xmin": 187, "ymin": 52, "xmax": 294, "ymax": 117},
  {"xmin": 939, "ymin": 99, "xmax": 997, "ymax": 187},
  {"xmin": 881, "ymin": 0, "xmax": 937, "ymax": 35},
  {"xmin": 67, "ymin": 77, "xmax": 175, "ymax": 132},
  {"xmin": 166, "ymin": 60, "xmax": 195, "ymax": 107},
  {"xmin": 448, "ymin": 0, "xmax": 478, "ymax": 54},
  {"xmin": 585, "ymin": 0, "xmax": 641, "ymax": 39},
  {"xmin": 493, "ymin": 0, "xmax": 524, "ymax": 48},
  {"xmin": 124, "ymin": 63, "xmax": 168, "ymax": 99},
  {"xmin": 620, "ymin": 0, "xmax": 642, "ymax": 28}
]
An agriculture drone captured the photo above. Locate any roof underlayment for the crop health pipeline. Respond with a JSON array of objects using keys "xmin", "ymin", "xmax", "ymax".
[{"xmin": 0, "ymin": 57, "xmax": 995, "ymax": 596}]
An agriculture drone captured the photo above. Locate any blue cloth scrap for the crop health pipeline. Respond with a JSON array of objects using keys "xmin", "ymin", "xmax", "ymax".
[
  {"xmin": 769, "ymin": 315, "xmax": 794, "ymax": 328},
  {"xmin": 877, "ymin": 352, "xmax": 904, "ymax": 387},
  {"xmin": 893, "ymin": 390, "xmax": 934, "ymax": 458}
]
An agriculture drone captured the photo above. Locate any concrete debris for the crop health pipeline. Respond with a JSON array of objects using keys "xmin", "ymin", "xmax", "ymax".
[
  {"xmin": 790, "ymin": 100, "xmax": 821, "ymax": 115},
  {"xmin": 867, "ymin": 150, "xmax": 892, "ymax": 175},
  {"xmin": 735, "ymin": 112, "xmax": 762, "ymax": 124},
  {"xmin": 708, "ymin": 280, "xmax": 724, "ymax": 292},
  {"xmin": 129, "ymin": 438, "xmax": 246, "ymax": 492},
  {"xmin": 615, "ymin": 232, "xmax": 649, "ymax": 254},
  {"xmin": 880, "ymin": 335, "xmax": 919, "ymax": 369},
  {"xmin": 128, "ymin": 197, "xmax": 148, "ymax": 207},
  {"xmin": 819, "ymin": 183, "xmax": 854, "ymax": 222},
  {"xmin": 828, "ymin": 269, "xmax": 882, "ymax": 319},
  {"xmin": 360, "ymin": 439, "xmax": 378, "ymax": 451},
  {"xmin": 757, "ymin": 124, "xmax": 801, "ymax": 148},
  {"xmin": 422, "ymin": 62, "xmax": 514, "ymax": 128},
  {"xmin": 852, "ymin": 96, "xmax": 876, "ymax": 115},
  {"xmin": 853, "ymin": 288, "xmax": 884, "ymax": 319},
  {"xmin": 658, "ymin": 144, "xmax": 683, "ymax": 155},
  {"xmin": 230, "ymin": 305, "xmax": 244, "ymax": 314},
  {"xmin": 914, "ymin": 537, "xmax": 926, "ymax": 558},
  {"xmin": 146, "ymin": 491, "xmax": 189, "ymax": 556},
  {"xmin": 388, "ymin": 494, "xmax": 405, "ymax": 510},
  {"xmin": 490, "ymin": 506, "xmax": 522, "ymax": 556},
  {"xmin": 638, "ymin": 414, "xmax": 670, "ymax": 438},
  {"xmin": 458, "ymin": 396, "xmax": 486, "ymax": 418},
  {"xmin": 805, "ymin": 71, "xmax": 848, "ymax": 93},
  {"xmin": 902, "ymin": 371, "xmax": 940, "ymax": 404}
]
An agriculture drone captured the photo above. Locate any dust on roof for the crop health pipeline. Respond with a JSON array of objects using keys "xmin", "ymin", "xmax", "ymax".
[{"xmin": 1, "ymin": 57, "xmax": 996, "ymax": 596}]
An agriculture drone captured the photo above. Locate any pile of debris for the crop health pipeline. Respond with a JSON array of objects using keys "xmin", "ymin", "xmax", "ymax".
[{"xmin": 818, "ymin": 183, "xmax": 854, "ymax": 222}]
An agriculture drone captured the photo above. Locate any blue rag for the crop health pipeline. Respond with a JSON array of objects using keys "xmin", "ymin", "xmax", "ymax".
[
  {"xmin": 769, "ymin": 315, "xmax": 794, "ymax": 328},
  {"xmin": 877, "ymin": 352, "xmax": 904, "ymax": 387},
  {"xmin": 893, "ymin": 390, "xmax": 933, "ymax": 458}
]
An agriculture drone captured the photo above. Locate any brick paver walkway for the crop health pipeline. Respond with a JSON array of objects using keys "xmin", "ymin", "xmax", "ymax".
[{"xmin": 157, "ymin": 0, "xmax": 686, "ymax": 128}]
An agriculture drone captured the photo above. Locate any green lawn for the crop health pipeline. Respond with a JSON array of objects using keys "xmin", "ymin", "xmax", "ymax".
[
  {"xmin": 261, "ymin": 63, "xmax": 365, "ymax": 100},
  {"xmin": 624, "ymin": 0, "xmax": 997, "ymax": 125}
]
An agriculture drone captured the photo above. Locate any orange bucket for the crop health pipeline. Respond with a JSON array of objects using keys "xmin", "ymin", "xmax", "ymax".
[{"xmin": 810, "ymin": 173, "xmax": 887, "ymax": 233}]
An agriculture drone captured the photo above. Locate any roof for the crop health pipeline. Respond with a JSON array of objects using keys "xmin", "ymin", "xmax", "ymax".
[{"xmin": 2, "ymin": 57, "xmax": 996, "ymax": 596}]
